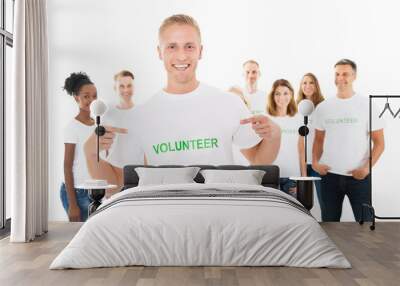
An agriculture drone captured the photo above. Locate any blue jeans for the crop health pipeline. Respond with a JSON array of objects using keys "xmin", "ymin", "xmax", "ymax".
[
  {"xmin": 60, "ymin": 183, "xmax": 92, "ymax": 222},
  {"xmin": 320, "ymin": 173, "xmax": 371, "ymax": 222},
  {"xmin": 307, "ymin": 164, "xmax": 324, "ymax": 213},
  {"xmin": 279, "ymin": 178, "xmax": 297, "ymax": 197}
]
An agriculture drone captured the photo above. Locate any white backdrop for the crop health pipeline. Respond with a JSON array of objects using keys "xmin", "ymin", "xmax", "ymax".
[{"xmin": 48, "ymin": 0, "xmax": 400, "ymax": 221}]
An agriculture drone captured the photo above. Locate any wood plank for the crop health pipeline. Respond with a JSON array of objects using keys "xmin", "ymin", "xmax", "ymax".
[{"xmin": 0, "ymin": 222, "xmax": 399, "ymax": 286}]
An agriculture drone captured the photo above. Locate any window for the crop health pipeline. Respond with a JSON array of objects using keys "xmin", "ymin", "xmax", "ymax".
[{"xmin": 0, "ymin": 0, "xmax": 14, "ymax": 234}]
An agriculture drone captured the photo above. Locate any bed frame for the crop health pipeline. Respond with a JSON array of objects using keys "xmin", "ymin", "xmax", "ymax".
[
  {"xmin": 122, "ymin": 165, "xmax": 280, "ymax": 190},
  {"xmin": 87, "ymin": 165, "xmax": 280, "ymax": 215},
  {"xmin": 121, "ymin": 165, "xmax": 313, "ymax": 211}
]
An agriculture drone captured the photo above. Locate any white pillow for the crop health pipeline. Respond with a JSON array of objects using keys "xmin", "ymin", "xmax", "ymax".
[
  {"xmin": 135, "ymin": 167, "xmax": 201, "ymax": 186},
  {"xmin": 200, "ymin": 169, "xmax": 266, "ymax": 185}
]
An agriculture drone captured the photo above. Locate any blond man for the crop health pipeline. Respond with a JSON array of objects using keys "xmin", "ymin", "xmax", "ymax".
[{"xmin": 84, "ymin": 14, "xmax": 281, "ymax": 186}]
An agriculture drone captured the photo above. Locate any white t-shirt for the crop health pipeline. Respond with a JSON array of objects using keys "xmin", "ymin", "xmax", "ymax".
[
  {"xmin": 314, "ymin": 94, "xmax": 385, "ymax": 176},
  {"xmin": 271, "ymin": 114, "xmax": 303, "ymax": 177},
  {"xmin": 103, "ymin": 105, "xmax": 144, "ymax": 166},
  {"xmin": 244, "ymin": 89, "xmax": 267, "ymax": 115},
  {"xmin": 107, "ymin": 83, "xmax": 262, "ymax": 167},
  {"xmin": 103, "ymin": 104, "xmax": 136, "ymax": 129},
  {"xmin": 63, "ymin": 119, "xmax": 96, "ymax": 186}
]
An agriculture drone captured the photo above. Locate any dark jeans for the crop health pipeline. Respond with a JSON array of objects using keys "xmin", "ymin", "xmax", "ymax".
[
  {"xmin": 279, "ymin": 178, "xmax": 297, "ymax": 197},
  {"xmin": 60, "ymin": 183, "xmax": 92, "ymax": 222},
  {"xmin": 320, "ymin": 172, "xmax": 371, "ymax": 222},
  {"xmin": 307, "ymin": 164, "xmax": 324, "ymax": 213}
]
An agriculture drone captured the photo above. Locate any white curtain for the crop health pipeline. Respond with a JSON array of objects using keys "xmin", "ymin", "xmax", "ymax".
[{"xmin": 10, "ymin": 0, "xmax": 48, "ymax": 242}]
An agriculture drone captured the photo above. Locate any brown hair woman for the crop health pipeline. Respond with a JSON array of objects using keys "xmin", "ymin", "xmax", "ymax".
[
  {"xmin": 297, "ymin": 73, "xmax": 325, "ymax": 214},
  {"xmin": 267, "ymin": 79, "xmax": 305, "ymax": 197}
]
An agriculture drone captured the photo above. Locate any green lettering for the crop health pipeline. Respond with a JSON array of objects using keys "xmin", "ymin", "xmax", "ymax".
[
  {"xmin": 153, "ymin": 138, "xmax": 222, "ymax": 153},
  {"xmin": 153, "ymin": 144, "xmax": 160, "ymax": 154},
  {"xmin": 190, "ymin": 139, "xmax": 196, "ymax": 149},
  {"xmin": 197, "ymin": 139, "xmax": 203, "ymax": 149},
  {"xmin": 182, "ymin": 140, "xmax": 189, "ymax": 151},
  {"xmin": 160, "ymin": 143, "xmax": 168, "ymax": 153},
  {"xmin": 168, "ymin": 142, "xmax": 175, "ymax": 152},
  {"xmin": 204, "ymin": 138, "xmax": 211, "ymax": 149},
  {"xmin": 175, "ymin": 141, "xmax": 182, "ymax": 151}
]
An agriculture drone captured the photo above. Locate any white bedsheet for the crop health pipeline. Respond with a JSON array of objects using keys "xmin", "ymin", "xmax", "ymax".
[{"xmin": 50, "ymin": 183, "xmax": 351, "ymax": 269}]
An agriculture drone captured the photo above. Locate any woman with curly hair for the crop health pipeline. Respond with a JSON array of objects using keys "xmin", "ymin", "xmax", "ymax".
[{"xmin": 61, "ymin": 72, "xmax": 97, "ymax": 222}]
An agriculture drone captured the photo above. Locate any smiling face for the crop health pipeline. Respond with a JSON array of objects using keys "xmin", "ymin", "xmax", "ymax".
[
  {"xmin": 115, "ymin": 76, "xmax": 134, "ymax": 102},
  {"xmin": 158, "ymin": 24, "xmax": 202, "ymax": 91},
  {"xmin": 74, "ymin": 84, "xmax": 97, "ymax": 112},
  {"xmin": 301, "ymin": 75, "xmax": 316, "ymax": 99},
  {"xmin": 243, "ymin": 62, "xmax": 260, "ymax": 86},
  {"xmin": 274, "ymin": 85, "xmax": 292, "ymax": 112},
  {"xmin": 335, "ymin": 64, "xmax": 356, "ymax": 91}
]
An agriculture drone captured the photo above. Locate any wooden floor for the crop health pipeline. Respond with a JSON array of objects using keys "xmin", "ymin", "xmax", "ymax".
[{"xmin": 0, "ymin": 222, "xmax": 399, "ymax": 286}]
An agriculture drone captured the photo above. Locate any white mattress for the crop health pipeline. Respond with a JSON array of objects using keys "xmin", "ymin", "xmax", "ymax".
[{"xmin": 50, "ymin": 183, "xmax": 351, "ymax": 269}]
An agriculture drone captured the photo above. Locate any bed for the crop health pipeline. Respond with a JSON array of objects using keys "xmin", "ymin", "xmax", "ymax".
[{"xmin": 50, "ymin": 165, "xmax": 351, "ymax": 269}]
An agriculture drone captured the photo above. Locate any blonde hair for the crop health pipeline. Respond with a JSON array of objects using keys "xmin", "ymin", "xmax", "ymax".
[
  {"xmin": 114, "ymin": 70, "xmax": 134, "ymax": 82},
  {"xmin": 159, "ymin": 14, "xmax": 201, "ymax": 42},
  {"xmin": 296, "ymin": 73, "xmax": 324, "ymax": 106},
  {"xmin": 242, "ymin": 59, "xmax": 259, "ymax": 68},
  {"xmin": 267, "ymin": 79, "xmax": 297, "ymax": 117}
]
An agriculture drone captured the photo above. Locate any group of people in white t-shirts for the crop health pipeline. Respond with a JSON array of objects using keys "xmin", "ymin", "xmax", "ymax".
[
  {"xmin": 227, "ymin": 59, "xmax": 385, "ymax": 223},
  {"xmin": 61, "ymin": 14, "xmax": 385, "ymax": 225},
  {"xmin": 229, "ymin": 62, "xmax": 324, "ymax": 198},
  {"xmin": 61, "ymin": 70, "xmax": 137, "ymax": 222}
]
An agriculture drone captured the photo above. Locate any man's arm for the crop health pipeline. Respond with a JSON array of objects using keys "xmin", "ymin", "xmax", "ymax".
[
  {"xmin": 369, "ymin": 129, "xmax": 385, "ymax": 167},
  {"xmin": 348, "ymin": 129, "xmax": 385, "ymax": 180},
  {"xmin": 312, "ymin": 129, "xmax": 331, "ymax": 175},
  {"xmin": 84, "ymin": 127, "xmax": 126, "ymax": 187},
  {"xmin": 240, "ymin": 115, "xmax": 281, "ymax": 164}
]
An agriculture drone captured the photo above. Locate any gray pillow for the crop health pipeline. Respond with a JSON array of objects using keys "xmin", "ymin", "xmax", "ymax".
[
  {"xmin": 135, "ymin": 167, "xmax": 201, "ymax": 186},
  {"xmin": 200, "ymin": 169, "xmax": 266, "ymax": 185}
]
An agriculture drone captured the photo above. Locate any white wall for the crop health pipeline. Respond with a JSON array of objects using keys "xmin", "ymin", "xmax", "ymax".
[{"xmin": 48, "ymin": 0, "xmax": 400, "ymax": 221}]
